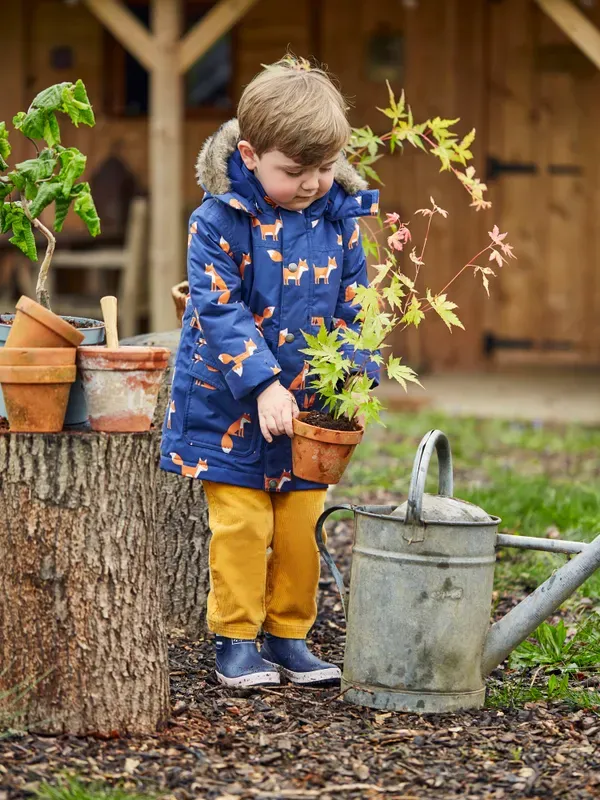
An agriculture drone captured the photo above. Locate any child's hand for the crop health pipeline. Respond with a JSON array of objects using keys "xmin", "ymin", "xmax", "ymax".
[{"xmin": 257, "ymin": 381, "xmax": 299, "ymax": 442}]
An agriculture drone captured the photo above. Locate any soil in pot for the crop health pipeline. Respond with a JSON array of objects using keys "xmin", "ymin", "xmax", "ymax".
[
  {"xmin": 0, "ymin": 314, "xmax": 101, "ymax": 330},
  {"xmin": 77, "ymin": 345, "xmax": 171, "ymax": 432},
  {"xmin": 302, "ymin": 410, "xmax": 360, "ymax": 432},
  {"xmin": 292, "ymin": 411, "xmax": 363, "ymax": 485}
]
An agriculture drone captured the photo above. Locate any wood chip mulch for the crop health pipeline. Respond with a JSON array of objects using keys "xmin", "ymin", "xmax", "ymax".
[{"xmin": 1, "ymin": 523, "xmax": 599, "ymax": 800}]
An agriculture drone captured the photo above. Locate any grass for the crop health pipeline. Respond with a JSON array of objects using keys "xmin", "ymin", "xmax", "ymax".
[
  {"xmin": 332, "ymin": 409, "xmax": 600, "ymax": 712},
  {"xmin": 33, "ymin": 776, "xmax": 159, "ymax": 800}
]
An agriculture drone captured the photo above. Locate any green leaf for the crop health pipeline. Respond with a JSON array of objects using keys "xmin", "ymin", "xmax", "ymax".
[
  {"xmin": 58, "ymin": 148, "xmax": 86, "ymax": 197},
  {"xmin": 0, "ymin": 122, "xmax": 11, "ymax": 171},
  {"xmin": 401, "ymin": 295, "xmax": 425, "ymax": 328},
  {"xmin": 0, "ymin": 179, "xmax": 13, "ymax": 203},
  {"xmin": 28, "ymin": 180, "xmax": 62, "ymax": 219},
  {"xmin": 31, "ymin": 82, "xmax": 71, "ymax": 111},
  {"xmin": 7, "ymin": 170, "xmax": 25, "ymax": 192},
  {"xmin": 386, "ymin": 355, "xmax": 422, "ymax": 391},
  {"xmin": 43, "ymin": 112, "xmax": 61, "ymax": 148},
  {"xmin": 3, "ymin": 204, "xmax": 38, "ymax": 261},
  {"xmin": 426, "ymin": 289, "xmax": 465, "ymax": 331},
  {"xmin": 72, "ymin": 182, "xmax": 101, "ymax": 236},
  {"xmin": 13, "ymin": 107, "xmax": 46, "ymax": 140},
  {"xmin": 54, "ymin": 194, "xmax": 70, "ymax": 232},
  {"xmin": 15, "ymin": 150, "xmax": 57, "ymax": 184},
  {"xmin": 72, "ymin": 80, "xmax": 95, "ymax": 126},
  {"xmin": 361, "ymin": 164, "xmax": 383, "ymax": 185},
  {"xmin": 61, "ymin": 80, "xmax": 95, "ymax": 128}
]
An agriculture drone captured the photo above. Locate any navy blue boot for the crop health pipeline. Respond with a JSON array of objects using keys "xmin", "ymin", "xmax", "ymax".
[
  {"xmin": 215, "ymin": 637, "xmax": 281, "ymax": 688},
  {"xmin": 260, "ymin": 634, "xmax": 341, "ymax": 685}
]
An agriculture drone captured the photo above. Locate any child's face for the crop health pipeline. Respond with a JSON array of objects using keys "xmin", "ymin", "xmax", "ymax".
[{"xmin": 238, "ymin": 142, "xmax": 340, "ymax": 211}]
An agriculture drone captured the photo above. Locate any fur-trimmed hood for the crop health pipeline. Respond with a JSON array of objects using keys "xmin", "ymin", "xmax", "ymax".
[{"xmin": 195, "ymin": 118, "xmax": 369, "ymax": 198}]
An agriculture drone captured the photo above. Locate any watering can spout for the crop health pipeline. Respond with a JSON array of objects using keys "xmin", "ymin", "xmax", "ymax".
[{"xmin": 481, "ymin": 532, "xmax": 600, "ymax": 677}]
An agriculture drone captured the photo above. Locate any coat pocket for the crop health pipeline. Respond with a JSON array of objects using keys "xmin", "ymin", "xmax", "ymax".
[{"xmin": 183, "ymin": 358, "xmax": 261, "ymax": 458}]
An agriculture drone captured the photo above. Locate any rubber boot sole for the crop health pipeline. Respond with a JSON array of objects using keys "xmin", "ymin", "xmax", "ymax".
[
  {"xmin": 263, "ymin": 660, "xmax": 341, "ymax": 686},
  {"xmin": 215, "ymin": 668, "xmax": 281, "ymax": 688}
]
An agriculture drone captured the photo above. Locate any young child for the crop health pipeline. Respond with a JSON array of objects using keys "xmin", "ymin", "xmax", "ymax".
[{"xmin": 160, "ymin": 56, "xmax": 380, "ymax": 688}]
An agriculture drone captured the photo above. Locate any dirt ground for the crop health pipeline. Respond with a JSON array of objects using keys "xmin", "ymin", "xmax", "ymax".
[{"xmin": 1, "ymin": 516, "xmax": 599, "ymax": 800}]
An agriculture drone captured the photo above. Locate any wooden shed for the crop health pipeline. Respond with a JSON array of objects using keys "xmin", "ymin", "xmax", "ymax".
[{"xmin": 2, "ymin": 0, "xmax": 600, "ymax": 372}]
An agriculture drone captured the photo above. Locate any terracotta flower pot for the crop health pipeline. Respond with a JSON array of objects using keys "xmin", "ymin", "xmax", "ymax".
[
  {"xmin": 77, "ymin": 346, "xmax": 171, "ymax": 432},
  {"xmin": 0, "ymin": 348, "xmax": 77, "ymax": 432},
  {"xmin": 5, "ymin": 296, "xmax": 85, "ymax": 349},
  {"xmin": 171, "ymin": 281, "xmax": 190, "ymax": 326},
  {"xmin": 291, "ymin": 411, "xmax": 364, "ymax": 485}
]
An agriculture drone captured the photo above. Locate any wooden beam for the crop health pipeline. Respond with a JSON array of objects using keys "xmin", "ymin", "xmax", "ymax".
[
  {"xmin": 84, "ymin": 0, "xmax": 157, "ymax": 72},
  {"xmin": 149, "ymin": 0, "xmax": 183, "ymax": 331},
  {"xmin": 178, "ymin": 0, "xmax": 259, "ymax": 74},
  {"xmin": 534, "ymin": 0, "xmax": 600, "ymax": 71}
]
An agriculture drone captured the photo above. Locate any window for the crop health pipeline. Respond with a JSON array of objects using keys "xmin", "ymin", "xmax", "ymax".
[{"xmin": 105, "ymin": 1, "xmax": 234, "ymax": 117}]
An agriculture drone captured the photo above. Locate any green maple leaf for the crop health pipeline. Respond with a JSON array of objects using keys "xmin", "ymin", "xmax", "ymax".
[
  {"xmin": 387, "ymin": 355, "xmax": 421, "ymax": 390},
  {"xmin": 401, "ymin": 295, "xmax": 425, "ymax": 328},
  {"xmin": 426, "ymin": 289, "xmax": 464, "ymax": 331}
]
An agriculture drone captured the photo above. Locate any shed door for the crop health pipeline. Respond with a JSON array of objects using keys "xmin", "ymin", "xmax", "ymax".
[{"xmin": 485, "ymin": 0, "xmax": 600, "ymax": 365}]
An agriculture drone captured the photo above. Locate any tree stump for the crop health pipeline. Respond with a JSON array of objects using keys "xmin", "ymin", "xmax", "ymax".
[
  {"xmin": 121, "ymin": 330, "xmax": 210, "ymax": 639},
  {"xmin": 0, "ymin": 431, "xmax": 170, "ymax": 735}
]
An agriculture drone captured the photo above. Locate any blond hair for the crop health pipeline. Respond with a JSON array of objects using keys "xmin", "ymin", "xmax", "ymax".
[{"xmin": 237, "ymin": 56, "xmax": 351, "ymax": 166}]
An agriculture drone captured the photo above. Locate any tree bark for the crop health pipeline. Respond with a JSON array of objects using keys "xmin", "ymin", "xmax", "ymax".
[
  {"xmin": 121, "ymin": 330, "xmax": 211, "ymax": 638},
  {"xmin": 0, "ymin": 431, "xmax": 170, "ymax": 736}
]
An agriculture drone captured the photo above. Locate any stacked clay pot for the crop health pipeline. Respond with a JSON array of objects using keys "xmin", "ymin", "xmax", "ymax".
[{"xmin": 0, "ymin": 297, "xmax": 83, "ymax": 432}]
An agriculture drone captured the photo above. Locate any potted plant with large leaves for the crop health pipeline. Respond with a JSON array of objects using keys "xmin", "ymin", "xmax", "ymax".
[
  {"xmin": 0, "ymin": 80, "xmax": 104, "ymax": 430},
  {"xmin": 291, "ymin": 86, "xmax": 515, "ymax": 484}
]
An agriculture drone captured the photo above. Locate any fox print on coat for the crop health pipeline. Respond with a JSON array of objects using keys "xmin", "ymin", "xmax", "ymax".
[{"xmin": 160, "ymin": 118, "xmax": 380, "ymax": 492}]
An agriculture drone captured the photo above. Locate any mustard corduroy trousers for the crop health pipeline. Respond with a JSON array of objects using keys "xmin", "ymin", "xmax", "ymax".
[{"xmin": 202, "ymin": 481, "xmax": 328, "ymax": 639}]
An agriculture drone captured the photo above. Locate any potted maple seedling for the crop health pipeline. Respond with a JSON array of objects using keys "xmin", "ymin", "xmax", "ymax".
[
  {"xmin": 0, "ymin": 80, "xmax": 105, "ymax": 430},
  {"xmin": 291, "ymin": 85, "xmax": 515, "ymax": 483}
]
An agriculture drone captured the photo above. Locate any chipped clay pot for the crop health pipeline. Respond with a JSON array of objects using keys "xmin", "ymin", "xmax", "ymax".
[
  {"xmin": 77, "ymin": 346, "xmax": 170, "ymax": 432},
  {"xmin": 291, "ymin": 411, "xmax": 364, "ymax": 485},
  {"xmin": 0, "ymin": 347, "xmax": 77, "ymax": 432},
  {"xmin": 5, "ymin": 296, "xmax": 85, "ymax": 348}
]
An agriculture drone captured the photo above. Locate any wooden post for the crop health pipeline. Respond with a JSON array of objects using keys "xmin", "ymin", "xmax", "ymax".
[
  {"xmin": 83, "ymin": 0, "xmax": 261, "ymax": 333},
  {"xmin": 0, "ymin": 431, "xmax": 170, "ymax": 735},
  {"xmin": 150, "ymin": 0, "xmax": 183, "ymax": 332},
  {"xmin": 535, "ymin": 0, "xmax": 600, "ymax": 71}
]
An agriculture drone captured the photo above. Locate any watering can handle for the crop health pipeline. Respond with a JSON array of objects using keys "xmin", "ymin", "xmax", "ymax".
[
  {"xmin": 406, "ymin": 429, "xmax": 453, "ymax": 526},
  {"xmin": 315, "ymin": 504, "xmax": 355, "ymax": 620}
]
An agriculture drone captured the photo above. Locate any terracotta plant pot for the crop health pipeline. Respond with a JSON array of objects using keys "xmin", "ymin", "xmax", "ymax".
[
  {"xmin": 5, "ymin": 296, "xmax": 85, "ymax": 349},
  {"xmin": 0, "ymin": 348, "xmax": 77, "ymax": 432},
  {"xmin": 171, "ymin": 281, "xmax": 190, "ymax": 326},
  {"xmin": 291, "ymin": 411, "xmax": 364, "ymax": 485},
  {"xmin": 77, "ymin": 346, "xmax": 171, "ymax": 432}
]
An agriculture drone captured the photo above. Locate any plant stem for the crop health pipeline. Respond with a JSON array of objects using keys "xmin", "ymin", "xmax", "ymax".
[
  {"xmin": 428, "ymin": 244, "xmax": 491, "ymax": 302},
  {"xmin": 21, "ymin": 199, "xmax": 55, "ymax": 310}
]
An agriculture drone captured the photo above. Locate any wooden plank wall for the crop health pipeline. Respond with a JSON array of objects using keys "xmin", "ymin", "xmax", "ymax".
[
  {"xmin": 487, "ymin": 0, "xmax": 600, "ymax": 366},
  {"xmin": 322, "ymin": 0, "xmax": 489, "ymax": 371},
  {"xmin": 11, "ymin": 0, "xmax": 589, "ymax": 369}
]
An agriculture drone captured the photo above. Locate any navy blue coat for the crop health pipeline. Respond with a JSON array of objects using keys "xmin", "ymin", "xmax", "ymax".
[{"xmin": 160, "ymin": 120, "xmax": 380, "ymax": 492}]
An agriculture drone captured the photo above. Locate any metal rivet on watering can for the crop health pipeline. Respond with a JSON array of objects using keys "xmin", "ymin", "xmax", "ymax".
[{"xmin": 316, "ymin": 429, "xmax": 600, "ymax": 714}]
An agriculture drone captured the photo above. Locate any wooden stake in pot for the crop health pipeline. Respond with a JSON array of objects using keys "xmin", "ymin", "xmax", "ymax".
[{"xmin": 100, "ymin": 295, "xmax": 119, "ymax": 349}]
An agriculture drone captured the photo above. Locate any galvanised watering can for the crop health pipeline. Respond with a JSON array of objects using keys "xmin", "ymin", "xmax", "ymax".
[{"xmin": 317, "ymin": 429, "xmax": 600, "ymax": 714}]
